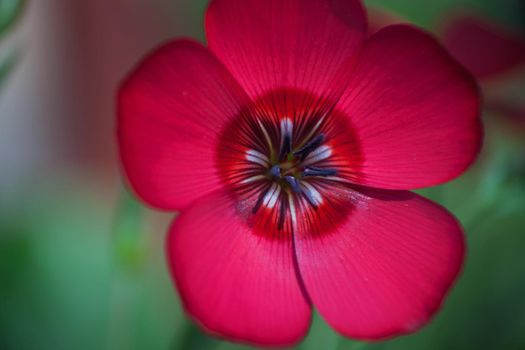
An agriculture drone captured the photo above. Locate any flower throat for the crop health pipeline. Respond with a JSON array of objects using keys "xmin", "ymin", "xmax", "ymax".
[{"xmin": 216, "ymin": 89, "xmax": 363, "ymax": 237}]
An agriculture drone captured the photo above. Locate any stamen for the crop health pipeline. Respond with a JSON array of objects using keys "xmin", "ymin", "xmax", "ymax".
[
  {"xmin": 300, "ymin": 115, "xmax": 326, "ymax": 148},
  {"xmin": 280, "ymin": 134, "xmax": 291, "ymax": 159},
  {"xmin": 246, "ymin": 149, "xmax": 270, "ymax": 167},
  {"xmin": 257, "ymin": 118, "xmax": 274, "ymax": 155},
  {"xmin": 279, "ymin": 118, "xmax": 293, "ymax": 160},
  {"xmin": 252, "ymin": 186, "xmax": 270, "ymax": 214},
  {"xmin": 243, "ymin": 117, "xmax": 338, "ymax": 226},
  {"xmin": 241, "ymin": 175, "xmax": 266, "ymax": 184},
  {"xmin": 303, "ymin": 166, "xmax": 337, "ymax": 177},
  {"xmin": 263, "ymin": 183, "xmax": 281, "ymax": 209},
  {"xmin": 301, "ymin": 145, "xmax": 332, "ymax": 166},
  {"xmin": 293, "ymin": 134, "xmax": 325, "ymax": 161},
  {"xmin": 284, "ymin": 176, "xmax": 301, "ymax": 193},
  {"xmin": 301, "ymin": 182, "xmax": 323, "ymax": 207}
]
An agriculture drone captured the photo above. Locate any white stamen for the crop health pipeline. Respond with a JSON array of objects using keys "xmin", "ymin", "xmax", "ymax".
[
  {"xmin": 257, "ymin": 119, "xmax": 274, "ymax": 152},
  {"xmin": 280, "ymin": 118, "xmax": 293, "ymax": 151},
  {"xmin": 324, "ymin": 176, "xmax": 350, "ymax": 183},
  {"xmin": 301, "ymin": 182, "xmax": 324, "ymax": 206},
  {"xmin": 312, "ymin": 115, "xmax": 325, "ymax": 134},
  {"xmin": 246, "ymin": 149, "xmax": 269, "ymax": 166},
  {"xmin": 301, "ymin": 115, "xmax": 325, "ymax": 145},
  {"xmin": 280, "ymin": 118, "xmax": 293, "ymax": 138},
  {"xmin": 263, "ymin": 183, "xmax": 281, "ymax": 209},
  {"xmin": 240, "ymin": 175, "xmax": 266, "ymax": 184},
  {"xmin": 302, "ymin": 145, "xmax": 332, "ymax": 166}
]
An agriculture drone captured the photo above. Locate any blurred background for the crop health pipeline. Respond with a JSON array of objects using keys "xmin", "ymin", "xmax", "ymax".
[{"xmin": 0, "ymin": 0, "xmax": 524, "ymax": 349}]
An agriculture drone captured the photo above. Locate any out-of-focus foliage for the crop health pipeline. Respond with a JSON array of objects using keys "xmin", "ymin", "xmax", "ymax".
[
  {"xmin": 0, "ymin": 52, "xmax": 15, "ymax": 84},
  {"xmin": 0, "ymin": 0, "xmax": 26, "ymax": 37},
  {"xmin": 365, "ymin": 0, "xmax": 524, "ymax": 30},
  {"xmin": 0, "ymin": 0, "xmax": 25, "ymax": 88}
]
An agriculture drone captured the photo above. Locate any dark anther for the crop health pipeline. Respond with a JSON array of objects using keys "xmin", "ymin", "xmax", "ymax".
[
  {"xmin": 284, "ymin": 176, "xmax": 302, "ymax": 193},
  {"xmin": 302, "ymin": 166, "xmax": 337, "ymax": 177},
  {"xmin": 279, "ymin": 134, "xmax": 292, "ymax": 160},
  {"xmin": 293, "ymin": 134, "xmax": 325, "ymax": 161},
  {"xmin": 269, "ymin": 165, "xmax": 281, "ymax": 179},
  {"xmin": 252, "ymin": 186, "xmax": 270, "ymax": 214}
]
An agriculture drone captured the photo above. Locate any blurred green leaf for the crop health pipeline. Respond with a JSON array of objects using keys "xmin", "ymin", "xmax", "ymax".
[
  {"xmin": 299, "ymin": 312, "xmax": 340, "ymax": 350},
  {"xmin": 112, "ymin": 187, "xmax": 146, "ymax": 274},
  {"xmin": 0, "ymin": 51, "xmax": 17, "ymax": 87},
  {"xmin": 0, "ymin": 0, "xmax": 26, "ymax": 37},
  {"xmin": 0, "ymin": 0, "xmax": 25, "ymax": 87},
  {"xmin": 364, "ymin": 0, "xmax": 524, "ymax": 29}
]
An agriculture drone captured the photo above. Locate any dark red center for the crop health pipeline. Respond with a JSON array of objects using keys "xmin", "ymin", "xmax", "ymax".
[{"xmin": 217, "ymin": 89, "xmax": 363, "ymax": 239}]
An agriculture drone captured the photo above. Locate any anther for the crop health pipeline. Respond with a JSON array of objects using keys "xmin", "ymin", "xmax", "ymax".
[
  {"xmin": 302, "ymin": 166, "xmax": 337, "ymax": 177},
  {"xmin": 284, "ymin": 176, "xmax": 302, "ymax": 193},
  {"xmin": 269, "ymin": 165, "xmax": 281, "ymax": 179},
  {"xmin": 246, "ymin": 149, "xmax": 270, "ymax": 167},
  {"xmin": 279, "ymin": 119, "xmax": 293, "ymax": 160},
  {"xmin": 293, "ymin": 134, "xmax": 325, "ymax": 161}
]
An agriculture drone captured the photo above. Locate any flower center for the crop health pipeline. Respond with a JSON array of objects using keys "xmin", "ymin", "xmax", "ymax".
[
  {"xmin": 216, "ymin": 89, "xmax": 363, "ymax": 237},
  {"xmin": 249, "ymin": 118, "xmax": 338, "ymax": 220}
]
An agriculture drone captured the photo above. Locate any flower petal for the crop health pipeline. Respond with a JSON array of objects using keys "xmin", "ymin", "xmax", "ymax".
[
  {"xmin": 167, "ymin": 190, "xmax": 311, "ymax": 346},
  {"xmin": 338, "ymin": 25, "xmax": 482, "ymax": 189},
  {"xmin": 118, "ymin": 39, "xmax": 250, "ymax": 210},
  {"xmin": 294, "ymin": 187, "xmax": 465, "ymax": 340},
  {"xmin": 442, "ymin": 16, "xmax": 525, "ymax": 80},
  {"xmin": 206, "ymin": 0, "xmax": 366, "ymax": 104}
]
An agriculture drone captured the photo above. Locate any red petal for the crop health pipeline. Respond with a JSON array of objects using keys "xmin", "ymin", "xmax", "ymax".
[
  {"xmin": 206, "ymin": 0, "xmax": 366, "ymax": 103},
  {"xmin": 215, "ymin": 88, "xmax": 364, "ymax": 238},
  {"xmin": 442, "ymin": 16, "xmax": 525, "ymax": 80},
  {"xmin": 338, "ymin": 25, "xmax": 482, "ymax": 189},
  {"xmin": 167, "ymin": 190, "xmax": 311, "ymax": 346},
  {"xmin": 118, "ymin": 40, "xmax": 249, "ymax": 210},
  {"xmin": 294, "ymin": 187, "xmax": 465, "ymax": 340}
]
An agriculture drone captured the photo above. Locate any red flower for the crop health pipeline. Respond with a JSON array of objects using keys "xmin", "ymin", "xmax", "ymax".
[
  {"xmin": 442, "ymin": 15, "xmax": 525, "ymax": 80},
  {"xmin": 441, "ymin": 15, "xmax": 525, "ymax": 128},
  {"xmin": 117, "ymin": 0, "xmax": 482, "ymax": 346}
]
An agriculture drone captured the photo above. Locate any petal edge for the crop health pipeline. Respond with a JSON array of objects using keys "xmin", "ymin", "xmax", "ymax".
[
  {"xmin": 338, "ymin": 24, "xmax": 483, "ymax": 190},
  {"xmin": 295, "ymin": 187, "xmax": 465, "ymax": 340},
  {"xmin": 118, "ymin": 39, "xmax": 249, "ymax": 210},
  {"xmin": 167, "ymin": 190, "xmax": 312, "ymax": 346}
]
